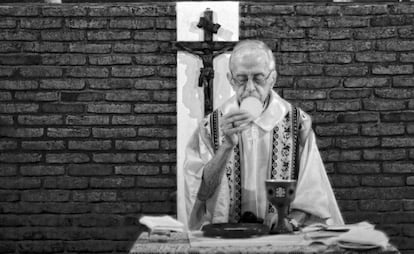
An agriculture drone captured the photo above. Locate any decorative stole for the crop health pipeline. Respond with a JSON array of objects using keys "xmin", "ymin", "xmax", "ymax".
[{"xmin": 210, "ymin": 106, "xmax": 300, "ymax": 223}]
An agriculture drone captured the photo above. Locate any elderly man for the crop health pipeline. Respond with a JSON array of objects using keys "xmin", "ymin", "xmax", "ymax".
[{"xmin": 184, "ymin": 39, "xmax": 343, "ymax": 230}]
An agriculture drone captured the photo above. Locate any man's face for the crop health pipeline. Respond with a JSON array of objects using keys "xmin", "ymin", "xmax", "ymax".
[{"xmin": 227, "ymin": 49, "xmax": 276, "ymax": 104}]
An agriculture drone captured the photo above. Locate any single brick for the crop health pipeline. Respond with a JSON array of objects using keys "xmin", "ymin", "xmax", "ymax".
[
  {"xmin": 66, "ymin": 115, "xmax": 109, "ymax": 125},
  {"xmin": 316, "ymin": 101, "xmax": 360, "ymax": 111},
  {"xmin": 359, "ymin": 200, "xmax": 402, "ymax": 211},
  {"xmin": 119, "ymin": 189, "xmax": 170, "ymax": 202},
  {"xmin": 382, "ymin": 112, "xmax": 414, "ymax": 122},
  {"xmin": 356, "ymin": 52, "xmax": 396, "ymax": 62},
  {"xmin": 408, "ymin": 177, "xmax": 414, "ymax": 185},
  {"xmin": 72, "ymin": 191, "xmax": 117, "ymax": 202},
  {"xmin": 325, "ymin": 65, "xmax": 368, "ymax": 76},
  {"xmin": 363, "ymin": 149, "xmax": 407, "ymax": 160},
  {"xmin": 329, "ymin": 40, "xmax": 373, "ymax": 51},
  {"xmin": 41, "ymin": 104, "xmax": 84, "ymax": 113},
  {"xmin": 46, "ymin": 153, "xmax": 90, "ymax": 163},
  {"xmin": 336, "ymin": 137, "xmax": 379, "ymax": 149},
  {"xmin": 61, "ymin": 92, "xmax": 105, "ymax": 102},
  {"xmin": 18, "ymin": 115, "xmax": 63, "ymax": 125},
  {"xmin": 89, "ymin": 55, "xmax": 131, "ymax": 65},
  {"xmin": 155, "ymin": 18, "xmax": 176, "ymax": 29},
  {"xmin": 158, "ymin": 116, "xmax": 177, "ymax": 125},
  {"xmin": 112, "ymin": 115, "xmax": 156, "ymax": 125},
  {"xmin": 136, "ymin": 177, "xmax": 176, "ymax": 188},
  {"xmin": 376, "ymin": 88, "xmax": 414, "ymax": 98},
  {"xmin": 362, "ymin": 99, "xmax": 406, "ymax": 111},
  {"xmin": 0, "ymin": 54, "xmax": 41, "ymax": 65},
  {"xmin": 20, "ymin": 165, "xmax": 65, "ymax": 176},
  {"xmin": 361, "ymin": 123, "xmax": 405, "ymax": 136},
  {"xmin": 135, "ymin": 54, "xmax": 176, "ymax": 65},
  {"xmin": 90, "ymin": 177, "xmax": 135, "ymax": 188},
  {"xmin": 92, "ymin": 153, "xmax": 136, "ymax": 163},
  {"xmin": 0, "ymin": 177, "xmax": 41, "ymax": 189},
  {"xmin": 69, "ymin": 140, "xmax": 111, "ymax": 150},
  {"xmin": 114, "ymin": 43, "xmax": 158, "ymax": 53},
  {"xmin": 308, "ymin": 28, "xmax": 352, "ymax": 40},
  {"xmin": 309, "ymin": 52, "xmax": 352, "ymax": 64},
  {"xmin": 320, "ymin": 149, "xmax": 361, "ymax": 162},
  {"xmin": 69, "ymin": 43, "xmax": 111, "ymax": 53},
  {"xmin": 361, "ymin": 176, "xmax": 405, "ymax": 187},
  {"xmin": 0, "ymin": 93, "xmax": 10, "ymax": 102},
  {"xmin": 138, "ymin": 127, "xmax": 176, "ymax": 138},
  {"xmin": 87, "ymin": 31, "xmax": 130, "ymax": 40},
  {"xmin": 341, "ymin": 5, "xmax": 388, "ymax": 15},
  {"xmin": 382, "ymin": 137, "xmax": 414, "ymax": 147},
  {"xmin": 115, "ymin": 165, "xmax": 159, "ymax": 175},
  {"xmin": 0, "ymin": 42, "xmax": 20, "ymax": 53},
  {"xmin": 20, "ymin": 18, "xmax": 62, "ymax": 29},
  {"xmin": 41, "ymin": 30, "xmax": 85, "ymax": 41},
  {"xmin": 283, "ymin": 90, "xmax": 326, "ymax": 100},
  {"xmin": 0, "ymin": 18, "xmax": 17, "ymax": 29},
  {"xmin": 249, "ymin": 5, "xmax": 294, "ymax": 14},
  {"xmin": 22, "ymin": 140, "xmax": 65, "ymax": 150},
  {"xmin": 67, "ymin": 164, "xmax": 112, "ymax": 176},
  {"xmin": 43, "ymin": 177, "xmax": 88, "ymax": 189},
  {"xmin": 401, "ymin": 53, "xmax": 414, "ymax": 62},
  {"xmin": 373, "ymin": 65, "xmax": 413, "ymax": 75},
  {"xmin": 66, "ymin": 19, "xmax": 107, "ymax": 29},
  {"xmin": 0, "ymin": 67, "xmax": 15, "ymax": 77},
  {"xmin": 336, "ymin": 162, "xmax": 381, "ymax": 174},
  {"xmin": 383, "ymin": 162, "xmax": 414, "ymax": 173},
  {"xmin": 138, "ymin": 152, "xmax": 176, "ymax": 162},
  {"xmin": 22, "ymin": 190, "xmax": 70, "ymax": 202},
  {"xmin": 66, "ymin": 67, "xmax": 109, "ymax": 78},
  {"xmin": 393, "ymin": 76, "xmax": 414, "ymax": 87},
  {"xmin": 355, "ymin": 27, "xmax": 397, "ymax": 39},
  {"xmin": 0, "ymin": 140, "xmax": 17, "ymax": 150},
  {"xmin": 280, "ymin": 40, "xmax": 328, "ymax": 52},
  {"xmin": 0, "ymin": 30, "xmax": 38, "ymax": 41},
  {"xmin": 111, "ymin": 66, "xmax": 155, "ymax": 77},
  {"xmin": 134, "ymin": 103, "xmax": 176, "ymax": 113},
  {"xmin": 92, "ymin": 128, "xmax": 136, "ymax": 138},
  {"xmin": 87, "ymin": 103, "xmax": 130, "ymax": 114},
  {"xmin": 134, "ymin": 79, "xmax": 175, "ymax": 90},
  {"xmin": 296, "ymin": 77, "xmax": 341, "ymax": 89},
  {"xmin": 42, "ymin": 54, "xmax": 86, "ymax": 65},
  {"xmin": 15, "ymin": 91, "xmax": 59, "ymax": 101},
  {"xmin": 0, "ymin": 103, "xmax": 38, "ymax": 113},
  {"xmin": 408, "ymin": 123, "xmax": 414, "ymax": 134},
  {"xmin": 295, "ymin": 5, "xmax": 341, "ymax": 15},
  {"xmin": 0, "ymin": 116, "xmax": 13, "ymax": 125},
  {"xmin": 109, "ymin": 18, "xmax": 154, "ymax": 29},
  {"xmin": 278, "ymin": 65, "xmax": 323, "ymax": 76},
  {"xmin": 315, "ymin": 124, "xmax": 359, "ymax": 136},
  {"xmin": 42, "ymin": 5, "xmax": 86, "ymax": 16},
  {"xmin": 0, "ymin": 191, "xmax": 19, "ymax": 201},
  {"xmin": 40, "ymin": 79, "xmax": 85, "ymax": 90},
  {"xmin": 22, "ymin": 42, "xmax": 65, "ymax": 53},
  {"xmin": 276, "ymin": 53, "xmax": 307, "ymax": 64},
  {"xmin": 312, "ymin": 113, "xmax": 337, "ymax": 124},
  {"xmin": 141, "ymin": 202, "xmax": 174, "ymax": 214},
  {"xmin": 19, "ymin": 66, "xmax": 62, "ymax": 77},
  {"xmin": 283, "ymin": 16, "xmax": 323, "ymax": 28},
  {"xmin": 105, "ymin": 90, "xmax": 150, "ymax": 101},
  {"xmin": 134, "ymin": 31, "xmax": 175, "ymax": 41},
  {"xmin": 377, "ymin": 40, "xmax": 414, "ymax": 51},
  {"xmin": 326, "ymin": 16, "xmax": 370, "ymax": 28},
  {"xmin": 92, "ymin": 202, "xmax": 140, "ymax": 213},
  {"xmin": 47, "ymin": 127, "xmax": 90, "ymax": 138},
  {"xmin": 158, "ymin": 66, "xmax": 175, "ymax": 77},
  {"xmin": 0, "ymin": 164, "xmax": 17, "ymax": 176},
  {"xmin": 329, "ymin": 175, "xmax": 360, "ymax": 188},
  {"xmin": 330, "ymin": 89, "xmax": 371, "ymax": 99},
  {"xmin": 88, "ymin": 78, "xmax": 134, "ymax": 89},
  {"xmin": 0, "ymin": 127, "xmax": 43, "ymax": 138},
  {"xmin": 115, "ymin": 140, "xmax": 159, "ymax": 150}
]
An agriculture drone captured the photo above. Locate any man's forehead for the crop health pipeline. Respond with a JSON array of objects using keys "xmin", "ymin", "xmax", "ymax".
[{"xmin": 231, "ymin": 49, "xmax": 269, "ymax": 70}]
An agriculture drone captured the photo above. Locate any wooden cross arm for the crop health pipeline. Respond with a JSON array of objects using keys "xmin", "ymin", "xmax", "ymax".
[{"xmin": 174, "ymin": 41, "xmax": 236, "ymax": 54}]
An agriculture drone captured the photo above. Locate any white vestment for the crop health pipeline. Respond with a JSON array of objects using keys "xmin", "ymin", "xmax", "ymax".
[{"xmin": 184, "ymin": 91, "xmax": 343, "ymax": 229}]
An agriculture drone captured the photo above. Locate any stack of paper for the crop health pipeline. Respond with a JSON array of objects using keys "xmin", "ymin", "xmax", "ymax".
[
  {"xmin": 139, "ymin": 215, "xmax": 185, "ymax": 233},
  {"xmin": 337, "ymin": 227, "xmax": 389, "ymax": 249}
]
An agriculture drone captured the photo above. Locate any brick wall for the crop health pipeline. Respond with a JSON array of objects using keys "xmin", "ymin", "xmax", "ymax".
[{"xmin": 0, "ymin": 2, "xmax": 413, "ymax": 254}]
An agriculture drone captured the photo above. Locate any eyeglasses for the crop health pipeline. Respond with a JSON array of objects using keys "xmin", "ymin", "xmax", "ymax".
[{"xmin": 230, "ymin": 70, "xmax": 274, "ymax": 88}]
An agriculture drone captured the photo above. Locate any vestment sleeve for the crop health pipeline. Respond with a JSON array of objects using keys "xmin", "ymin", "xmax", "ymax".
[
  {"xmin": 291, "ymin": 110, "xmax": 344, "ymax": 225},
  {"xmin": 183, "ymin": 119, "xmax": 215, "ymax": 229}
]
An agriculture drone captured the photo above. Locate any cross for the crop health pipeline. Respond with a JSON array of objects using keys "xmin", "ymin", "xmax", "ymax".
[{"xmin": 176, "ymin": 8, "xmax": 236, "ymax": 116}]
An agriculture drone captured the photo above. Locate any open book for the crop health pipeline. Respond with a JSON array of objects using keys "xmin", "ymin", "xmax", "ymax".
[{"xmin": 139, "ymin": 215, "xmax": 185, "ymax": 233}]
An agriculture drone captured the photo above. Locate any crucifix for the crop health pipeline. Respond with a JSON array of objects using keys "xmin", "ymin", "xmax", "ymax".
[{"xmin": 176, "ymin": 8, "xmax": 236, "ymax": 116}]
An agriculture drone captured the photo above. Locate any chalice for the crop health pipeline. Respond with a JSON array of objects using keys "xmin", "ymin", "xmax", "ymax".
[{"xmin": 265, "ymin": 179, "xmax": 297, "ymax": 234}]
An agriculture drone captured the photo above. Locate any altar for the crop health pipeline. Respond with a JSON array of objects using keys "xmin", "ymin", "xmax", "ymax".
[{"xmin": 129, "ymin": 231, "xmax": 400, "ymax": 254}]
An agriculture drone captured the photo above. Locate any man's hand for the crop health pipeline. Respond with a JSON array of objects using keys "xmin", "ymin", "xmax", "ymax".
[
  {"xmin": 265, "ymin": 213, "xmax": 294, "ymax": 233},
  {"xmin": 221, "ymin": 110, "xmax": 254, "ymax": 148}
]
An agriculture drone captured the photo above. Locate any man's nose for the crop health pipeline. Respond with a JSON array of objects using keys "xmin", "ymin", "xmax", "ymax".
[{"xmin": 245, "ymin": 78, "xmax": 256, "ymax": 92}]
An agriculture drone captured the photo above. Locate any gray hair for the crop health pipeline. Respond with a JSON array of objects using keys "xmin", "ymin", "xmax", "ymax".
[{"xmin": 229, "ymin": 40, "xmax": 276, "ymax": 71}]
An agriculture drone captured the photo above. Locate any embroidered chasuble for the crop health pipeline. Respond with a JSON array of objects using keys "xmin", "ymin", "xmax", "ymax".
[{"xmin": 210, "ymin": 106, "xmax": 299, "ymax": 223}]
